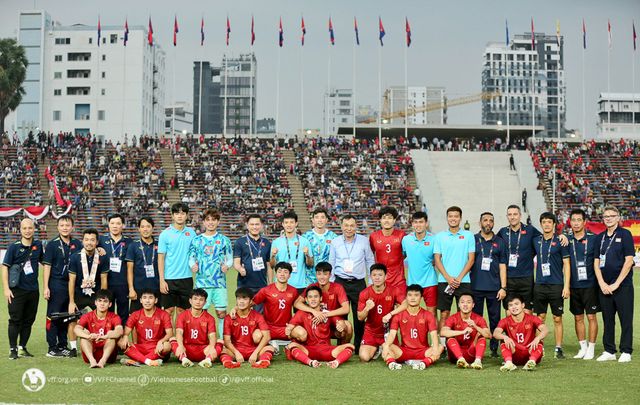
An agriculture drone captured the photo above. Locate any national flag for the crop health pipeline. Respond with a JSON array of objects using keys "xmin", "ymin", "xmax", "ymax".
[
  {"xmin": 530, "ymin": 17, "xmax": 535, "ymax": 50},
  {"xmin": 354, "ymin": 17, "xmax": 360, "ymax": 45},
  {"xmin": 634, "ymin": 21, "xmax": 637, "ymax": 51},
  {"xmin": 582, "ymin": 18, "xmax": 587, "ymax": 49},
  {"xmin": 173, "ymin": 16, "xmax": 179, "ymax": 46},
  {"xmin": 556, "ymin": 19, "xmax": 561, "ymax": 46},
  {"xmin": 97, "ymin": 16, "xmax": 101, "ymax": 47},
  {"xmin": 301, "ymin": 16, "xmax": 306, "ymax": 46},
  {"xmin": 124, "ymin": 19, "xmax": 129, "ymax": 46},
  {"xmin": 405, "ymin": 17, "xmax": 411, "ymax": 47},
  {"xmin": 379, "ymin": 17, "xmax": 385, "ymax": 46},
  {"xmin": 329, "ymin": 17, "xmax": 335, "ymax": 45},
  {"xmin": 148, "ymin": 17, "xmax": 153, "ymax": 46},
  {"xmin": 505, "ymin": 19, "xmax": 509, "ymax": 46},
  {"xmin": 226, "ymin": 16, "xmax": 231, "ymax": 46},
  {"xmin": 279, "ymin": 17, "xmax": 284, "ymax": 47},
  {"xmin": 608, "ymin": 19, "xmax": 612, "ymax": 48},
  {"xmin": 251, "ymin": 15, "xmax": 255, "ymax": 45},
  {"xmin": 201, "ymin": 17, "xmax": 205, "ymax": 46}
]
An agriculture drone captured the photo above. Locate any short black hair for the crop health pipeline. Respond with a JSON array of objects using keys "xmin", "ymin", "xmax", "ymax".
[
  {"xmin": 282, "ymin": 211, "xmax": 298, "ymax": 222},
  {"xmin": 139, "ymin": 288, "xmax": 158, "ymax": 299},
  {"xmin": 94, "ymin": 289, "xmax": 113, "ymax": 302},
  {"xmin": 245, "ymin": 214, "xmax": 262, "ymax": 223},
  {"xmin": 379, "ymin": 206, "xmax": 399, "ymax": 220},
  {"xmin": 446, "ymin": 206, "xmax": 462, "ymax": 216},
  {"xmin": 479, "ymin": 212, "xmax": 494, "ymax": 220},
  {"xmin": 138, "ymin": 216, "xmax": 155, "ymax": 228},
  {"xmin": 57, "ymin": 215, "xmax": 74, "ymax": 225},
  {"xmin": 459, "ymin": 293, "xmax": 475, "ymax": 302},
  {"xmin": 539, "ymin": 211, "xmax": 557, "ymax": 225},
  {"xmin": 507, "ymin": 204, "xmax": 521, "ymax": 212},
  {"xmin": 191, "ymin": 288, "xmax": 208, "ymax": 300},
  {"xmin": 274, "ymin": 262, "xmax": 293, "ymax": 273},
  {"xmin": 370, "ymin": 263, "xmax": 387, "ymax": 275},
  {"xmin": 82, "ymin": 228, "xmax": 99, "ymax": 239},
  {"xmin": 171, "ymin": 202, "xmax": 190, "ymax": 214},
  {"xmin": 406, "ymin": 284, "xmax": 423, "ymax": 294},
  {"xmin": 305, "ymin": 285, "xmax": 323, "ymax": 297},
  {"xmin": 341, "ymin": 214, "xmax": 356, "ymax": 222},
  {"xmin": 569, "ymin": 208, "xmax": 586, "ymax": 221},
  {"xmin": 315, "ymin": 261, "xmax": 332, "ymax": 273},
  {"xmin": 107, "ymin": 213, "xmax": 125, "ymax": 223},
  {"xmin": 235, "ymin": 287, "xmax": 254, "ymax": 299},
  {"xmin": 506, "ymin": 294, "xmax": 525, "ymax": 306},
  {"xmin": 411, "ymin": 211, "xmax": 428, "ymax": 221},
  {"xmin": 311, "ymin": 208, "xmax": 329, "ymax": 218}
]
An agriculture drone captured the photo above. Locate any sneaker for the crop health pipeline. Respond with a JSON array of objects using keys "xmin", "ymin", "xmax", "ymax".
[
  {"xmin": 596, "ymin": 352, "xmax": 617, "ymax": 362},
  {"xmin": 554, "ymin": 347, "xmax": 565, "ymax": 359},
  {"xmin": 388, "ymin": 361, "xmax": 402, "ymax": 370},
  {"xmin": 9, "ymin": 349, "xmax": 18, "ymax": 360},
  {"xmin": 490, "ymin": 349, "xmax": 499, "ymax": 358},
  {"xmin": 18, "ymin": 347, "xmax": 34, "ymax": 358},
  {"xmin": 411, "ymin": 361, "xmax": 426, "ymax": 370},
  {"xmin": 251, "ymin": 360, "xmax": 270, "ymax": 369},
  {"xmin": 60, "ymin": 348, "xmax": 72, "ymax": 357},
  {"xmin": 146, "ymin": 359, "xmax": 163, "ymax": 367},
  {"xmin": 456, "ymin": 358, "xmax": 469, "ymax": 369},
  {"xmin": 470, "ymin": 359, "xmax": 483, "ymax": 370},
  {"xmin": 439, "ymin": 348, "xmax": 448, "ymax": 361},
  {"xmin": 404, "ymin": 359, "xmax": 420, "ymax": 367},
  {"xmin": 583, "ymin": 346, "xmax": 595, "ymax": 360},
  {"xmin": 182, "ymin": 358, "xmax": 194, "ymax": 367},
  {"xmin": 198, "ymin": 358, "xmax": 212, "ymax": 368},
  {"xmin": 66, "ymin": 348, "xmax": 77, "ymax": 358},
  {"xmin": 372, "ymin": 346, "xmax": 382, "ymax": 360},
  {"xmin": 46, "ymin": 349, "xmax": 65, "ymax": 358},
  {"xmin": 269, "ymin": 340, "xmax": 280, "ymax": 356},
  {"xmin": 120, "ymin": 358, "xmax": 141, "ymax": 367},
  {"xmin": 500, "ymin": 362, "xmax": 517, "ymax": 372},
  {"xmin": 309, "ymin": 360, "xmax": 320, "ymax": 368},
  {"xmin": 326, "ymin": 360, "xmax": 339, "ymax": 369},
  {"xmin": 522, "ymin": 360, "xmax": 537, "ymax": 371},
  {"xmin": 573, "ymin": 347, "xmax": 587, "ymax": 359},
  {"xmin": 223, "ymin": 361, "xmax": 241, "ymax": 369},
  {"xmin": 618, "ymin": 353, "xmax": 632, "ymax": 363}
]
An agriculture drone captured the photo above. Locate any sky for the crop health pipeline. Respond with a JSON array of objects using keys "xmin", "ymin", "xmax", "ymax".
[{"xmin": 1, "ymin": 0, "xmax": 639, "ymax": 136}]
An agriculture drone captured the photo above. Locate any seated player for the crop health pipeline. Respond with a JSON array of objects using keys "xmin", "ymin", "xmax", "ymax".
[
  {"xmin": 357, "ymin": 264, "xmax": 406, "ymax": 362},
  {"xmin": 440, "ymin": 293, "xmax": 491, "ymax": 369},
  {"xmin": 294, "ymin": 262, "xmax": 353, "ymax": 344},
  {"xmin": 74, "ymin": 289, "xmax": 123, "ymax": 368},
  {"xmin": 494, "ymin": 295, "xmax": 549, "ymax": 371},
  {"xmin": 221, "ymin": 288, "xmax": 275, "ymax": 369},
  {"xmin": 170, "ymin": 289, "xmax": 222, "ymax": 368},
  {"xmin": 119, "ymin": 289, "xmax": 173, "ymax": 366},
  {"xmin": 382, "ymin": 284, "xmax": 442, "ymax": 370},
  {"xmin": 286, "ymin": 286, "xmax": 355, "ymax": 368}
]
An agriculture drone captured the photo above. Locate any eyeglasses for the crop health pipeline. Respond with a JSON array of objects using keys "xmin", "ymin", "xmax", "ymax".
[{"xmin": 602, "ymin": 215, "xmax": 619, "ymax": 220}]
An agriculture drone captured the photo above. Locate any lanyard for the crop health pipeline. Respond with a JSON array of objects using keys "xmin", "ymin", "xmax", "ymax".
[
  {"xmin": 285, "ymin": 235, "xmax": 300, "ymax": 262},
  {"xmin": 599, "ymin": 232, "xmax": 616, "ymax": 258},
  {"xmin": 539, "ymin": 236, "xmax": 555, "ymax": 265},
  {"xmin": 571, "ymin": 237, "xmax": 587, "ymax": 265},
  {"xmin": 110, "ymin": 237, "xmax": 124, "ymax": 258},
  {"xmin": 479, "ymin": 236, "xmax": 494, "ymax": 259},
  {"xmin": 58, "ymin": 239, "xmax": 71, "ymax": 276},
  {"xmin": 140, "ymin": 240, "xmax": 155, "ymax": 266},
  {"xmin": 508, "ymin": 226, "xmax": 522, "ymax": 255},
  {"xmin": 343, "ymin": 236, "xmax": 356, "ymax": 259},
  {"xmin": 246, "ymin": 235, "xmax": 263, "ymax": 259}
]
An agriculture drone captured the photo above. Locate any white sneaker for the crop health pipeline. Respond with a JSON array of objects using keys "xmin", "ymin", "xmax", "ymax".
[
  {"xmin": 269, "ymin": 340, "xmax": 279, "ymax": 356},
  {"xmin": 181, "ymin": 357, "xmax": 194, "ymax": 367},
  {"xmin": 583, "ymin": 347, "xmax": 595, "ymax": 360},
  {"xmin": 372, "ymin": 346, "xmax": 383, "ymax": 360},
  {"xmin": 573, "ymin": 348, "xmax": 587, "ymax": 359},
  {"xmin": 198, "ymin": 358, "xmax": 212, "ymax": 368},
  {"xmin": 388, "ymin": 361, "xmax": 402, "ymax": 370},
  {"xmin": 470, "ymin": 359, "xmax": 483, "ymax": 370},
  {"xmin": 411, "ymin": 361, "xmax": 426, "ymax": 370},
  {"xmin": 618, "ymin": 353, "xmax": 632, "ymax": 363},
  {"xmin": 596, "ymin": 352, "xmax": 617, "ymax": 362}
]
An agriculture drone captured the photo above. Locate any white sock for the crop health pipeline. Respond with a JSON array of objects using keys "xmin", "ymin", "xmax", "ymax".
[
  {"xmin": 579, "ymin": 340, "xmax": 587, "ymax": 350},
  {"xmin": 587, "ymin": 342, "xmax": 596, "ymax": 350},
  {"xmin": 18, "ymin": 345, "xmax": 24, "ymax": 350},
  {"xmin": 144, "ymin": 359, "xmax": 152, "ymax": 366},
  {"xmin": 440, "ymin": 337, "xmax": 446, "ymax": 347},
  {"xmin": 70, "ymin": 341, "xmax": 77, "ymax": 349}
]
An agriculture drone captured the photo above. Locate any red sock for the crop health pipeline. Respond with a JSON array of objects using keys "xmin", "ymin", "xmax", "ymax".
[
  {"xmin": 335, "ymin": 348, "xmax": 353, "ymax": 365},
  {"xmin": 529, "ymin": 346, "xmax": 543, "ymax": 363},
  {"xmin": 446, "ymin": 338, "xmax": 463, "ymax": 360},
  {"xmin": 474, "ymin": 338, "xmax": 486, "ymax": 360},
  {"xmin": 215, "ymin": 342, "xmax": 224, "ymax": 357},
  {"xmin": 421, "ymin": 357, "xmax": 434, "ymax": 368},
  {"xmin": 125, "ymin": 345, "xmax": 147, "ymax": 363},
  {"xmin": 169, "ymin": 341, "xmax": 185, "ymax": 360},
  {"xmin": 220, "ymin": 353, "xmax": 234, "ymax": 364},
  {"xmin": 385, "ymin": 357, "xmax": 396, "ymax": 365},
  {"xmin": 291, "ymin": 348, "xmax": 312, "ymax": 366},
  {"xmin": 500, "ymin": 343, "xmax": 513, "ymax": 362},
  {"xmin": 259, "ymin": 352, "xmax": 273, "ymax": 363}
]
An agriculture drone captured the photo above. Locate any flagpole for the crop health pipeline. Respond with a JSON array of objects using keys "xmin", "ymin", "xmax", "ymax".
[
  {"xmin": 378, "ymin": 44, "xmax": 382, "ymax": 149},
  {"xmin": 607, "ymin": 35, "xmax": 611, "ymax": 132},
  {"xmin": 121, "ymin": 33, "xmax": 127, "ymax": 138},
  {"xmin": 249, "ymin": 47, "xmax": 253, "ymax": 135},
  {"xmin": 505, "ymin": 43, "xmax": 510, "ymax": 147},
  {"xmin": 172, "ymin": 45, "xmax": 176, "ymax": 137},
  {"xmin": 327, "ymin": 43, "xmax": 332, "ymax": 136},
  {"xmin": 223, "ymin": 53, "xmax": 228, "ymax": 136},
  {"xmin": 404, "ymin": 38, "xmax": 408, "ymax": 141},
  {"xmin": 557, "ymin": 41, "xmax": 561, "ymax": 140},
  {"xmin": 633, "ymin": 35, "xmax": 636, "ymax": 135},
  {"xmin": 531, "ymin": 50, "xmax": 535, "ymax": 142},
  {"xmin": 300, "ymin": 39, "xmax": 304, "ymax": 136},
  {"xmin": 276, "ymin": 47, "xmax": 281, "ymax": 136},
  {"xmin": 582, "ymin": 31, "xmax": 586, "ymax": 139},
  {"xmin": 198, "ymin": 57, "xmax": 203, "ymax": 134},
  {"xmin": 352, "ymin": 36, "xmax": 356, "ymax": 137}
]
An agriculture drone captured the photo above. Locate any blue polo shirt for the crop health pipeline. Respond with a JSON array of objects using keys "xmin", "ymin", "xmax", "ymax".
[
  {"xmin": 533, "ymin": 235, "xmax": 569, "ymax": 285},
  {"xmin": 497, "ymin": 223, "xmax": 542, "ymax": 279},
  {"xmin": 433, "ymin": 229, "xmax": 475, "ymax": 283},
  {"xmin": 471, "ymin": 233, "xmax": 507, "ymax": 292},
  {"xmin": 125, "ymin": 238, "xmax": 159, "ymax": 291},
  {"xmin": 233, "ymin": 235, "xmax": 271, "ymax": 289},
  {"xmin": 271, "ymin": 234, "xmax": 312, "ymax": 289},
  {"xmin": 594, "ymin": 227, "xmax": 635, "ymax": 287},
  {"xmin": 158, "ymin": 225, "xmax": 196, "ymax": 280},
  {"xmin": 43, "ymin": 236, "xmax": 82, "ymax": 290},
  {"xmin": 568, "ymin": 233, "xmax": 597, "ymax": 289},
  {"xmin": 402, "ymin": 232, "xmax": 437, "ymax": 287},
  {"xmin": 68, "ymin": 251, "xmax": 109, "ymax": 296},
  {"xmin": 99, "ymin": 235, "xmax": 133, "ymax": 287},
  {"xmin": 2, "ymin": 240, "xmax": 44, "ymax": 291}
]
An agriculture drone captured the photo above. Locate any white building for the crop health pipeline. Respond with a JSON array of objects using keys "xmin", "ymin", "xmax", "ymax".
[
  {"xmin": 385, "ymin": 86, "xmax": 446, "ymax": 125},
  {"xmin": 596, "ymin": 93, "xmax": 640, "ymax": 139},
  {"xmin": 16, "ymin": 10, "xmax": 165, "ymax": 143},
  {"xmin": 324, "ymin": 88, "xmax": 353, "ymax": 135},
  {"xmin": 164, "ymin": 102, "xmax": 193, "ymax": 136}
]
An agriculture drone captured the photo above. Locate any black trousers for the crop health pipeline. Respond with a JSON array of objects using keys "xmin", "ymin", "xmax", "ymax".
[
  {"xmin": 473, "ymin": 290, "xmax": 502, "ymax": 352},
  {"xmin": 334, "ymin": 276, "xmax": 366, "ymax": 351},
  {"xmin": 109, "ymin": 284, "xmax": 130, "ymax": 325},
  {"xmin": 7, "ymin": 288, "xmax": 39, "ymax": 349},
  {"xmin": 46, "ymin": 287, "xmax": 69, "ymax": 350},
  {"xmin": 599, "ymin": 284, "xmax": 634, "ymax": 354}
]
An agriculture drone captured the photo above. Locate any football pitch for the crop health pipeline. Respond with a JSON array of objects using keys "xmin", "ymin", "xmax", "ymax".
[{"xmin": 1, "ymin": 273, "xmax": 639, "ymax": 404}]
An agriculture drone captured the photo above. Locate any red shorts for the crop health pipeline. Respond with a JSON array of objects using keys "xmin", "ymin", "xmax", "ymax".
[
  {"xmin": 390, "ymin": 281, "xmax": 407, "ymax": 295},
  {"xmin": 422, "ymin": 286, "xmax": 438, "ymax": 307},
  {"xmin": 360, "ymin": 330, "xmax": 385, "ymax": 347},
  {"xmin": 305, "ymin": 344, "xmax": 337, "ymax": 361},
  {"xmin": 235, "ymin": 345, "xmax": 258, "ymax": 360},
  {"xmin": 184, "ymin": 344, "xmax": 208, "ymax": 362},
  {"xmin": 269, "ymin": 325, "xmax": 288, "ymax": 340},
  {"xmin": 447, "ymin": 344, "xmax": 477, "ymax": 364},
  {"xmin": 82, "ymin": 344, "xmax": 117, "ymax": 364},
  {"xmin": 511, "ymin": 346, "xmax": 543, "ymax": 366},
  {"xmin": 396, "ymin": 346, "xmax": 428, "ymax": 362},
  {"xmin": 131, "ymin": 342, "xmax": 169, "ymax": 361}
]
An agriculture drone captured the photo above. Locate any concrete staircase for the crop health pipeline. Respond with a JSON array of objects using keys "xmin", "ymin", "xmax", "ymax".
[
  {"xmin": 281, "ymin": 150, "xmax": 312, "ymax": 231},
  {"xmin": 158, "ymin": 148, "xmax": 181, "ymax": 204}
]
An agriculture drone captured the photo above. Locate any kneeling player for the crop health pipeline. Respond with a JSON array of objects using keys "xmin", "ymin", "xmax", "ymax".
[
  {"xmin": 382, "ymin": 284, "xmax": 442, "ymax": 370},
  {"xmin": 221, "ymin": 288, "xmax": 275, "ymax": 369},
  {"xmin": 440, "ymin": 293, "xmax": 491, "ymax": 369},
  {"xmin": 170, "ymin": 289, "xmax": 222, "ymax": 368},
  {"xmin": 494, "ymin": 295, "xmax": 549, "ymax": 371},
  {"xmin": 74, "ymin": 289, "xmax": 123, "ymax": 368},
  {"xmin": 119, "ymin": 289, "xmax": 173, "ymax": 366},
  {"xmin": 286, "ymin": 286, "xmax": 355, "ymax": 368}
]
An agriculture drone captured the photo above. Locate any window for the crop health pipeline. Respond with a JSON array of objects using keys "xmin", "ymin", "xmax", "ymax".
[
  {"xmin": 102, "ymin": 37, "xmax": 106, "ymax": 45},
  {"xmin": 101, "ymin": 88, "xmax": 105, "ymax": 96},
  {"xmin": 98, "ymin": 110, "xmax": 105, "ymax": 120},
  {"xmin": 53, "ymin": 111, "xmax": 61, "ymax": 121},
  {"xmin": 55, "ymin": 38, "xmax": 70, "ymax": 45},
  {"xmin": 101, "ymin": 72, "xmax": 106, "ymax": 79},
  {"xmin": 75, "ymin": 104, "xmax": 90, "ymax": 120},
  {"xmin": 54, "ymin": 72, "xmax": 62, "ymax": 79},
  {"xmin": 110, "ymin": 34, "xmax": 117, "ymax": 44},
  {"xmin": 102, "ymin": 54, "xmax": 106, "ymax": 61},
  {"xmin": 54, "ymin": 55, "xmax": 62, "ymax": 62},
  {"xmin": 89, "ymin": 37, "xmax": 93, "ymax": 44},
  {"xmin": 54, "ymin": 89, "xmax": 61, "ymax": 96}
]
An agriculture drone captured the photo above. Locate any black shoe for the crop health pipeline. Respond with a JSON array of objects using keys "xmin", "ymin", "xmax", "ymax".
[
  {"xmin": 47, "ymin": 349, "xmax": 65, "ymax": 358},
  {"xmin": 66, "ymin": 348, "xmax": 77, "ymax": 358},
  {"xmin": 9, "ymin": 349, "xmax": 18, "ymax": 360},
  {"xmin": 490, "ymin": 349, "xmax": 499, "ymax": 358},
  {"xmin": 439, "ymin": 348, "xmax": 448, "ymax": 361},
  {"xmin": 18, "ymin": 347, "xmax": 34, "ymax": 358},
  {"xmin": 554, "ymin": 347, "xmax": 565, "ymax": 359}
]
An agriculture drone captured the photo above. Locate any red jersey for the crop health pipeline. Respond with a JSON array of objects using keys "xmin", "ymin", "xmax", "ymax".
[
  {"xmin": 390, "ymin": 308, "xmax": 437, "ymax": 350},
  {"xmin": 357, "ymin": 285, "xmax": 405, "ymax": 337},
  {"xmin": 126, "ymin": 308, "xmax": 172, "ymax": 345},
  {"xmin": 78, "ymin": 311, "xmax": 121, "ymax": 337},
  {"xmin": 176, "ymin": 309, "xmax": 217, "ymax": 346},
  {"xmin": 252, "ymin": 283, "xmax": 298, "ymax": 327},
  {"xmin": 444, "ymin": 311, "xmax": 488, "ymax": 347},
  {"xmin": 369, "ymin": 229, "xmax": 407, "ymax": 288},
  {"xmin": 289, "ymin": 310, "xmax": 337, "ymax": 346},
  {"xmin": 303, "ymin": 282, "xmax": 348, "ymax": 312},
  {"xmin": 223, "ymin": 310, "xmax": 269, "ymax": 349},
  {"xmin": 497, "ymin": 313, "xmax": 543, "ymax": 346}
]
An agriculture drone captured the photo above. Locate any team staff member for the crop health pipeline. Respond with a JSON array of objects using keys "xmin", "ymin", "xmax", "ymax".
[
  {"xmin": 126, "ymin": 217, "xmax": 160, "ymax": 313},
  {"xmin": 566, "ymin": 209, "xmax": 599, "ymax": 360},
  {"xmin": 594, "ymin": 205, "xmax": 635, "ymax": 363},
  {"xmin": 270, "ymin": 212, "xmax": 314, "ymax": 293},
  {"xmin": 99, "ymin": 214, "xmax": 133, "ymax": 325},
  {"xmin": 2, "ymin": 218, "xmax": 44, "ymax": 360},
  {"xmin": 329, "ymin": 214, "xmax": 375, "ymax": 353},
  {"xmin": 471, "ymin": 212, "xmax": 507, "ymax": 358}
]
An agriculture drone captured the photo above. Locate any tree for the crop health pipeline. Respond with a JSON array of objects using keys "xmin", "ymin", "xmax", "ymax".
[{"xmin": 0, "ymin": 38, "xmax": 28, "ymax": 134}]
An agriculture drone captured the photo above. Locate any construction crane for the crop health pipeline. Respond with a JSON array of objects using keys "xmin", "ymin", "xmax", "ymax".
[{"xmin": 360, "ymin": 91, "xmax": 502, "ymax": 124}]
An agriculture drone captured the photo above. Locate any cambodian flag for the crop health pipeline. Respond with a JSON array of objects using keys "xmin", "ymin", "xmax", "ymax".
[
  {"xmin": 379, "ymin": 17, "xmax": 385, "ymax": 46},
  {"xmin": 201, "ymin": 17, "xmax": 205, "ymax": 46},
  {"xmin": 301, "ymin": 16, "xmax": 306, "ymax": 46},
  {"xmin": 173, "ymin": 16, "xmax": 179, "ymax": 46},
  {"xmin": 226, "ymin": 16, "xmax": 231, "ymax": 46},
  {"xmin": 279, "ymin": 17, "xmax": 284, "ymax": 47},
  {"xmin": 354, "ymin": 17, "xmax": 360, "ymax": 45},
  {"xmin": 405, "ymin": 17, "xmax": 411, "ymax": 47},
  {"xmin": 148, "ymin": 18, "xmax": 153, "ymax": 46},
  {"xmin": 124, "ymin": 19, "xmax": 129, "ymax": 46},
  {"xmin": 97, "ymin": 16, "xmax": 101, "ymax": 47},
  {"xmin": 329, "ymin": 17, "xmax": 335, "ymax": 45}
]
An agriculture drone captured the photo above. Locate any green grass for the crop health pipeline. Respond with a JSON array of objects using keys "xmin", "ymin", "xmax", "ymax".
[{"xmin": 1, "ymin": 271, "xmax": 639, "ymax": 404}]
